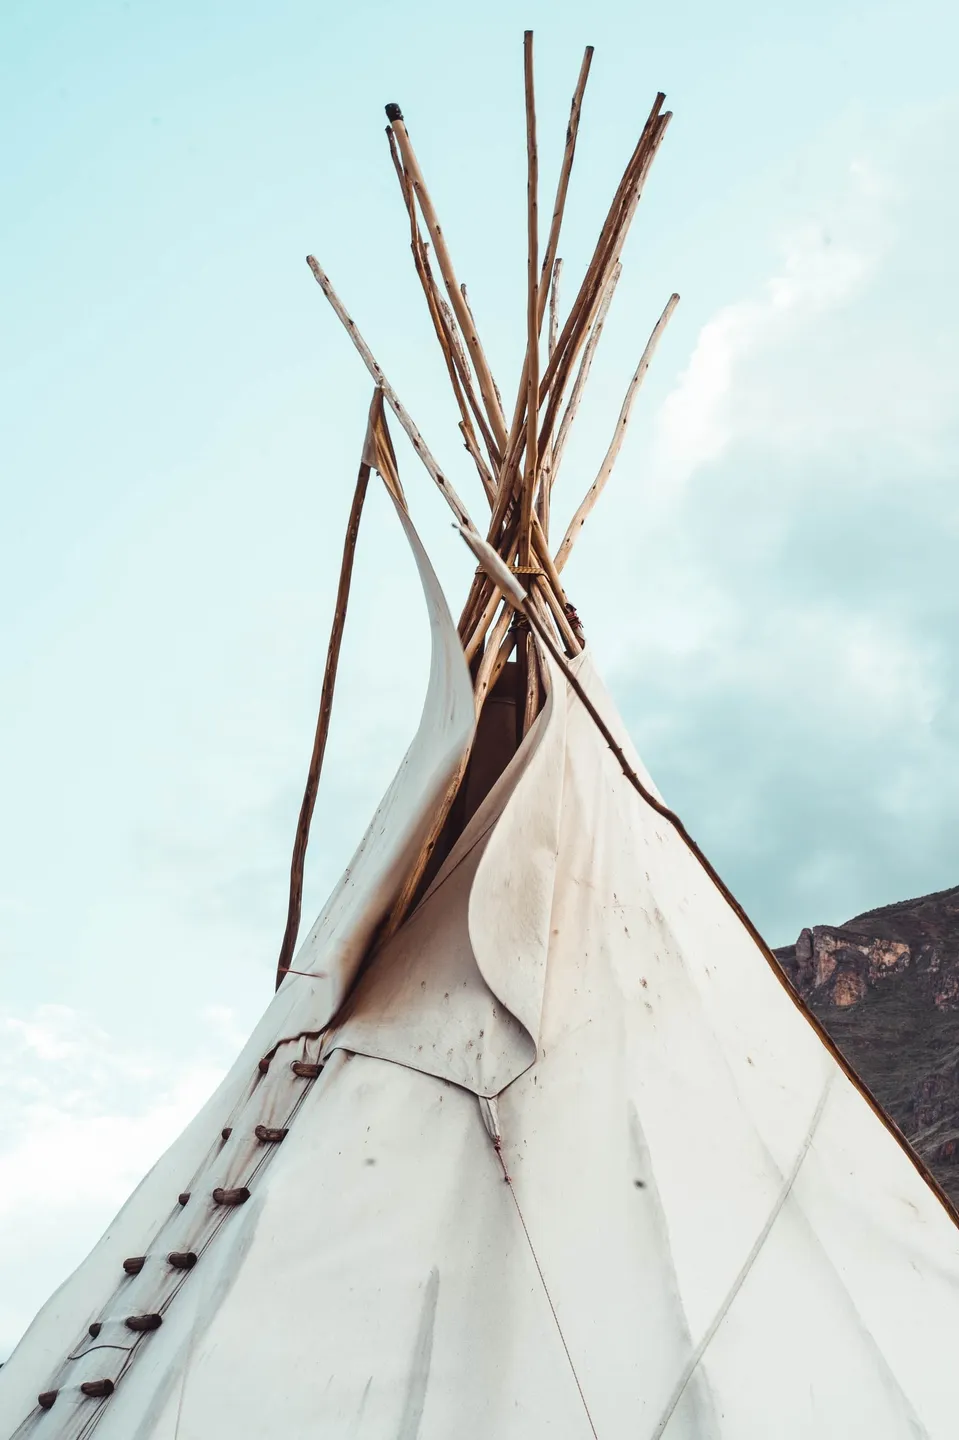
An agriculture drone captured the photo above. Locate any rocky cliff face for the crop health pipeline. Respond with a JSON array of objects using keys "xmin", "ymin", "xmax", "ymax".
[{"xmin": 775, "ymin": 885, "xmax": 959, "ymax": 1207}]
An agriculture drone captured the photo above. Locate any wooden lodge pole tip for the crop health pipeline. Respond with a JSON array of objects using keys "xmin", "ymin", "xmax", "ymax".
[{"xmin": 385, "ymin": 103, "xmax": 403, "ymax": 122}]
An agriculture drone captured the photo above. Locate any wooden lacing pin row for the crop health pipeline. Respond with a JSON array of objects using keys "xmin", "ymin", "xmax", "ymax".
[
  {"xmin": 123, "ymin": 1250, "xmax": 197, "ymax": 1277},
  {"xmin": 86, "ymin": 1314, "xmax": 163, "ymax": 1336},
  {"xmin": 40, "ymin": 1185, "xmax": 245, "ymax": 1414}
]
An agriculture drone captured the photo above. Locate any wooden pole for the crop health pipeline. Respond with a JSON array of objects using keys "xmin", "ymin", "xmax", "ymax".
[
  {"xmin": 536, "ymin": 109, "xmax": 672, "ymax": 460},
  {"xmin": 520, "ymin": 30, "xmax": 540, "ymax": 568},
  {"xmin": 386, "ymin": 126, "xmax": 501, "ymax": 486},
  {"xmin": 538, "ymin": 45, "xmax": 593, "ymax": 330},
  {"xmin": 306, "ymin": 256, "xmax": 477, "ymax": 534},
  {"xmin": 482, "ymin": 95, "xmax": 669, "ymax": 558},
  {"xmin": 386, "ymin": 105, "xmax": 508, "ymax": 450},
  {"xmin": 379, "ymin": 755, "xmax": 471, "ymax": 945},
  {"xmin": 532, "ymin": 97, "xmax": 662, "ymax": 406},
  {"xmin": 550, "ymin": 262, "xmax": 621, "ymax": 485},
  {"xmin": 459, "ymin": 421, "xmax": 496, "ymax": 505},
  {"xmin": 275, "ymin": 455, "xmax": 371, "ymax": 989},
  {"xmin": 379, "ymin": 596, "xmax": 515, "ymax": 946},
  {"xmin": 463, "ymin": 584, "xmax": 502, "ymax": 663},
  {"xmin": 388, "ymin": 132, "xmax": 491, "ymax": 483},
  {"xmin": 472, "ymin": 600, "xmax": 515, "ymax": 712},
  {"xmin": 459, "ymin": 504, "xmax": 522, "ymax": 642},
  {"xmin": 548, "ymin": 257, "xmax": 563, "ymax": 360},
  {"xmin": 537, "ymin": 254, "xmax": 561, "ymax": 538},
  {"xmin": 555, "ymin": 291, "xmax": 679, "ymax": 574},
  {"xmin": 502, "ymin": 45, "xmax": 593, "ymax": 475},
  {"xmin": 539, "ymin": 94, "xmax": 666, "ymax": 403}
]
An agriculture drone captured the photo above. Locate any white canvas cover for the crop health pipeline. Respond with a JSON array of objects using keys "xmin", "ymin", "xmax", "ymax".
[{"xmin": 4, "ymin": 498, "xmax": 959, "ymax": 1440}]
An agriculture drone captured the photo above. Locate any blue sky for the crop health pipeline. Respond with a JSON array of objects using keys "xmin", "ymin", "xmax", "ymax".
[{"xmin": 2, "ymin": 0, "xmax": 958, "ymax": 1354}]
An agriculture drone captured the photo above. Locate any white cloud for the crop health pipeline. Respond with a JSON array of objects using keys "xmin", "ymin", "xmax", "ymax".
[
  {"xmin": 0, "ymin": 1005, "xmax": 233, "ymax": 1357},
  {"xmin": 651, "ymin": 160, "xmax": 890, "ymax": 495},
  {"xmin": 580, "ymin": 110, "xmax": 959, "ymax": 938}
]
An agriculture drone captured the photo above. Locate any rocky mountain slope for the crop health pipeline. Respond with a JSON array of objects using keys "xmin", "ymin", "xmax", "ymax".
[{"xmin": 775, "ymin": 884, "xmax": 959, "ymax": 1207}]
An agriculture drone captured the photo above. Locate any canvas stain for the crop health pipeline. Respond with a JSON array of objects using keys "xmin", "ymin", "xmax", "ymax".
[{"xmin": 395, "ymin": 1267, "xmax": 440, "ymax": 1440}]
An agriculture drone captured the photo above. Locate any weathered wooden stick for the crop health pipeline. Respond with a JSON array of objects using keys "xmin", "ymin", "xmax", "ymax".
[
  {"xmin": 463, "ymin": 583, "xmax": 502, "ymax": 663},
  {"xmin": 520, "ymin": 30, "xmax": 540, "ymax": 566},
  {"xmin": 460, "ymin": 534, "xmax": 510, "ymax": 645},
  {"xmin": 380, "ymin": 593, "xmax": 515, "ymax": 944},
  {"xmin": 459, "ymin": 474, "xmax": 553, "ymax": 641},
  {"xmin": 441, "ymin": 294, "xmax": 498, "ymax": 470},
  {"xmin": 459, "ymin": 504, "xmax": 521, "ymax": 639},
  {"xmin": 486, "ymin": 620, "xmax": 520, "ymax": 702},
  {"xmin": 537, "ymin": 258, "xmax": 563, "ymax": 536},
  {"xmin": 462, "ymin": 503, "xmax": 521, "ymax": 643},
  {"xmin": 535, "ymin": 553, "xmax": 580, "ymax": 653},
  {"xmin": 486, "ymin": 97, "xmax": 668, "ymax": 543},
  {"xmin": 539, "ymin": 109, "xmax": 670, "ymax": 446},
  {"xmin": 532, "ymin": 519, "xmax": 571, "ymax": 605},
  {"xmin": 522, "ymin": 629, "xmax": 541, "ymax": 736},
  {"xmin": 532, "ymin": 575, "xmax": 565, "ymax": 649},
  {"xmin": 386, "ymin": 106, "xmax": 508, "ymax": 450},
  {"xmin": 306, "ymin": 256, "xmax": 476, "ymax": 533},
  {"xmin": 537, "ymin": 465, "xmax": 551, "ymax": 545},
  {"xmin": 439, "ymin": 295, "xmax": 472, "ymax": 386},
  {"xmin": 548, "ymin": 257, "xmax": 563, "ymax": 360},
  {"xmin": 459, "ymin": 421, "xmax": 496, "ymax": 504},
  {"xmin": 472, "ymin": 600, "xmax": 514, "ymax": 711},
  {"xmin": 386, "ymin": 127, "xmax": 500, "ymax": 492},
  {"xmin": 535, "ymin": 111, "xmax": 672, "ymax": 471},
  {"xmin": 464, "ymin": 512, "xmax": 578, "ymax": 657},
  {"xmin": 550, "ymin": 262, "xmax": 621, "ymax": 484},
  {"xmin": 275, "ymin": 453, "xmax": 371, "ymax": 989},
  {"xmin": 538, "ymin": 45, "xmax": 593, "ymax": 330},
  {"xmin": 466, "ymin": 474, "xmax": 577, "ymax": 655},
  {"xmin": 555, "ymin": 291, "xmax": 679, "ymax": 574},
  {"xmin": 538, "ymin": 94, "xmax": 665, "ymax": 402},
  {"xmin": 380, "ymin": 753, "xmax": 470, "ymax": 944},
  {"xmin": 501, "ymin": 44, "xmax": 593, "ymax": 479},
  {"xmin": 459, "ymin": 564, "xmax": 495, "ymax": 641},
  {"xmin": 523, "ymin": 580, "xmax": 557, "ymax": 735},
  {"xmin": 534, "ymin": 107, "xmax": 670, "ymax": 475}
]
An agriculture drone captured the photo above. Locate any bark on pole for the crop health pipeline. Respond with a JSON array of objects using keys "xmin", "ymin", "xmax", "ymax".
[
  {"xmin": 555, "ymin": 292, "xmax": 680, "ymax": 575},
  {"xmin": 275, "ymin": 451, "xmax": 372, "ymax": 990}
]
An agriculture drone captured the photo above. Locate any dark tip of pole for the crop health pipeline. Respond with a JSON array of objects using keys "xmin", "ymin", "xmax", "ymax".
[{"xmin": 385, "ymin": 103, "xmax": 403, "ymax": 122}]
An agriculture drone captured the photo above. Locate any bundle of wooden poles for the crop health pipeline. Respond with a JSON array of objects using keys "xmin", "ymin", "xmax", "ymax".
[{"xmin": 277, "ymin": 34, "xmax": 678, "ymax": 984}]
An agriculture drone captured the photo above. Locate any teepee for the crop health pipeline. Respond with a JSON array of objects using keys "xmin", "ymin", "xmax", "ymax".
[{"xmin": 4, "ymin": 34, "xmax": 959, "ymax": 1440}]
